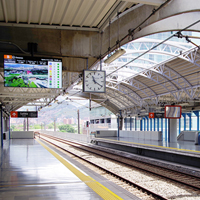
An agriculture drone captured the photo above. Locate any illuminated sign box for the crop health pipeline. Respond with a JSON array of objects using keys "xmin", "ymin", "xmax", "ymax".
[
  {"xmin": 164, "ymin": 105, "xmax": 182, "ymax": 119},
  {"xmin": 4, "ymin": 55, "xmax": 62, "ymax": 88},
  {"xmin": 11, "ymin": 111, "xmax": 38, "ymax": 118}
]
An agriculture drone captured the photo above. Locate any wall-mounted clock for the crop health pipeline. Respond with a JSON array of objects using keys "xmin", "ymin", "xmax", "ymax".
[{"xmin": 83, "ymin": 70, "xmax": 106, "ymax": 93}]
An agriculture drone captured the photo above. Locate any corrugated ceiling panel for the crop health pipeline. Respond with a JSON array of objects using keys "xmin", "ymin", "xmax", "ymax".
[
  {"xmin": 135, "ymin": 76, "xmax": 154, "ymax": 87},
  {"xmin": 19, "ymin": 0, "xmax": 29, "ymax": 22},
  {"xmin": 91, "ymin": 0, "xmax": 116, "ymax": 27},
  {"xmin": 187, "ymin": 75, "xmax": 199, "ymax": 86},
  {"xmin": 69, "ymin": 1, "xmax": 86, "ymax": 26},
  {"xmin": 6, "ymin": 0, "xmax": 15, "ymax": 22},
  {"xmin": 0, "ymin": 2, "xmax": 4, "ymax": 21},
  {"xmin": 51, "ymin": 0, "xmax": 69, "ymax": 25},
  {"xmin": 71, "ymin": 0, "xmax": 96, "ymax": 27},
  {"xmin": 81, "ymin": 0, "xmax": 109, "ymax": 27},
  {"xmin": 40, "ymin": 0, "xmax": 56, "ymax": 24},
  {"xmin": 0, "ymin": 0, "xmax": 136, "ymax": 29},
  {"xmin": 62, "ymin": 0, "xmax": 82, "ymax": 25},
  {"xmin": 30, "ymin": 0, "xmax": 43, "ymax": 23}
]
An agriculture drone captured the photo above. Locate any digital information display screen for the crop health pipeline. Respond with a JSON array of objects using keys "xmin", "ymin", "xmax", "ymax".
[
  {"xmin": 165, "ymin": 105, "xmax": 182, "ymax": 119},
  {"xmin": 4, "ymin": 55, "xmax": 62, "ymax": 88}
]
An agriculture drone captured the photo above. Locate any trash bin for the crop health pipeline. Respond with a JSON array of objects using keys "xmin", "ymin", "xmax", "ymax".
[{"xmin": 3, "ymin": 133, "xmax": 6, "ymax": 140}]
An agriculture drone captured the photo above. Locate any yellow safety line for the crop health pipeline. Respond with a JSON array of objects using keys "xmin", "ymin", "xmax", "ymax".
[
  {"xmin": 100, "ymin": 138, "xmax": 200, "ymax": 153},
  {"xmin": 36, "ymin": 139, "xmax": 123, "ymax": 200}
]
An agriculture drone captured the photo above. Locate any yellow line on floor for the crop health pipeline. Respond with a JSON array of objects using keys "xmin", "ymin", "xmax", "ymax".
[
  {"xmin": 100, "ymin": 138, "xmax": 200, "ymax": 153},
  {"xmin": 36, "ymin": 139, "xmax": 123, "ymax": 200}
]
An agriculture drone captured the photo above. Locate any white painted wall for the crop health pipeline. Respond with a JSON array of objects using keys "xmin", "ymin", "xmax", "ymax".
[
  {"xmin": 11, "ymin": 131, "xmax": 34, "ymax": 139},
  {"xmin": 120, "ymin": 130, "xmax": 162, "ymax": 141}
]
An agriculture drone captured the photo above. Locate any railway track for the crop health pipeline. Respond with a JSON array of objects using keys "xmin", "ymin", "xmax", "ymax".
[{"xmin": 36, "ymin": 133, "xmax": 200, "ymax": 199}]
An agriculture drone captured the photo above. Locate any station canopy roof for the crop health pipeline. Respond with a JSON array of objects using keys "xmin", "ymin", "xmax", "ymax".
[
  {"xmin": 69, "ymin": 34, "xmax": 200, "ymax": 116},
  {"xmin": 0, "ymin": 0, "xmax": 200, "ymax": 117}
]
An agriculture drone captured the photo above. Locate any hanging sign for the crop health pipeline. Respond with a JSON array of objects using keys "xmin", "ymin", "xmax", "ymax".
[
  {"xmin": 149, "ymin": 113, "xmax": 155, "ymax": 118},
  {"xmin": 149, "ymin": 112, "xmax": 164, "ymax": 118},
  {"xmin": 11, "ymin": 111, "xmax": 38, "ymax": 118}
]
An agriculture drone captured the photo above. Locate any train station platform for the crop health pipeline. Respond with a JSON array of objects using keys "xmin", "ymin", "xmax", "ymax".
[
  {"xmin": 0, "ymin": 139, "xmax": 139, "ymax": 200},
  {"xmin": 92, "ymin": 137, "xmax": 200, "ymax": 169}
]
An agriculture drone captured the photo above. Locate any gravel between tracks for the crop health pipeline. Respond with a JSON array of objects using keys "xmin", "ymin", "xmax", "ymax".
[{"xmin": 42, "ymin": 137, "xmax": 200, "ymax": 200}]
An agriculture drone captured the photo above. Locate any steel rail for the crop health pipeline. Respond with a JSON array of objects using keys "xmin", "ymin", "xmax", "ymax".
[{"xmin": 37, "ymin": 133, "xmax": 200, "ymax": 197}]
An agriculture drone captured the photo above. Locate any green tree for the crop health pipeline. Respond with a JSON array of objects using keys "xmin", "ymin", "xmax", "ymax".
[
  {"xmin": 34, "ymin": 124, "xmax": 41, "ymax": 129},
  {"xmin": 48, "ymin": 123, "xmax": 54, "ymax": 129},
  {"xmin": 28, "ymin": 81, "xmax": 37, "ymax": 88},
  {"xmin": 10, "ymin": 78, "xmax": 28, "ymax": 87},
  {"xmin": 11, "ymin": 124, "xmax": 15, "ymax": 131},
  {"xmin": 58, "ymin": 124, "xmax": 75, "ymax": 133}
]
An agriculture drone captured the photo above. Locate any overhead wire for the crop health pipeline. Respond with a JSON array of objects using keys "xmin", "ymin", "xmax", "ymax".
[
  {"xmin": 101, "ymin": 0, "xmax": 172, "ymax": 59},
  {"xmin": 106, "ymin": 17, "xmax": 200, "ymax": 77},
  {"xmin": 0, "ymin": 41, "xmax": 30, "ymax": 54}
]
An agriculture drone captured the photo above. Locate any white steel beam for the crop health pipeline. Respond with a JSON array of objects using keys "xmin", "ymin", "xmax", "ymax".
[
  {"xmin": 106, "ymin": 88, "xmax": 131, "ymax": 107},
  {"xmin": 98, "ymin": 1, "xmax": 126, "ymax": 31},
  {"xmin": 122, "ymin": 0, "xmax": 165, "ymax": 6},
  {"xmin": 0, "ymin": 22, "xmax": 99, "ymax": 32}
]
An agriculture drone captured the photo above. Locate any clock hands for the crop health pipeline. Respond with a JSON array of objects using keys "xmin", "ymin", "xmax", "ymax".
[
  {"xmin": 96, "ymin": 82, "xmax": 103, "ymax": 87},
  {"xmin": 92, "ymin": 76, "xmax": 103, "ymax": 87},
  {"xmin": 92, "ymin": 76, "xmax": 96, "ymax": 84}
]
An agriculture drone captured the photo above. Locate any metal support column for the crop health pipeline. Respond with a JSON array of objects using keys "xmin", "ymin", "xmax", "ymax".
[
  {"xmin": 150, "ymin": 118, "xmax": 152, "ymax": 131},
  {"xmin": 117, "ymin": 116, "xmax": 120, "ymax": 137},
  {"xmin": 169, "ymin": 119, "xmax": 178, "ymax": 142},
  {"xmin": 143, "ymin": 118, "xmax": 146, "ymax": 131},
  {"xmin": 179, "ymin": 118, "xmax": 181, "ymax": 134},
  {"xmin": 9, "ymin": 116, "xmax": 10, "ymax": 139},
  {"xmin": 54, "ymin": 118, "xmax": 56, "ymax": 132},
  {"xmin": 27, "ymin": 118, "xmax": 29, "ymax": 131},
  {"xmin": 130, "ymin": 117, "xmax": 132, "ymax": 130},
  {"xmin": 165, "ymin": 118, "xmax": 167, "ymax": 142},
  {"xmin": 168, "ymin": 119, "xmax": 170, "ymax": 143},
  {"xmin": 154, "ymin": 118, "xmax": 156, "ymax": 131},
  {"xmin": 140, "ymin": 119, "xmax": 142, "ymax": 131},
  {"xmin": 182, "ymin": 113, "xmax": 186, "ymax": 130},
  {"xmin": 135, "ymin": 118, "xmax": 137, "ymax": 131},
  {"xmin": 146, "ymin": 117, "xmax": 149, "ymax": 131},
  {"xmin": 161, "ymin": 118, "xmax": 163, "ymax": 133},
  {"xmin": 117, "ymin": 110, "xmax": 122, "ymax": 137},
  {"xmin": 186, "ymin": 113, "xmax": 192, "ymax": 131},
  {"xmin": 77, "ymin": 109, "xmax": 80, "ymax": 134},
  {"xmin": 125, "ymin": 118, "xmax": 127, "ymax": 130},
  {"xmin": 157, "ymin": 118, "xmax": 159, "ymax": 131},
  {"xmin": 193, "ymin": 111, "xmax": 199, "ymax": 131}
]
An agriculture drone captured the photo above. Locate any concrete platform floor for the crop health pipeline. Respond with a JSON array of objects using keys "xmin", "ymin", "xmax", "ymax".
[
  {"xmin": 98, "ymin": 137, "xmax": 200, "ymax": 153},
  {"xmin": 0, "ymin": 139, "xmax": 140, "ymax": 200}
]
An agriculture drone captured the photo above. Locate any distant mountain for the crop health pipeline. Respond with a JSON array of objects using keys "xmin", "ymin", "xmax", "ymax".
[
  {"xmin": 16, "ymin": 99, "xmax": 92, "ymax": 126},
  {"xmin": 37, "ymin": 101, "xmax": 90, "ymax": 124}
]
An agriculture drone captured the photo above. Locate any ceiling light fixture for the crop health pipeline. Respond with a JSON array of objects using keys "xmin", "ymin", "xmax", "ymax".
[{"xmin": 104, "ymin": 48, "xmax": 126, "ymax": 64}]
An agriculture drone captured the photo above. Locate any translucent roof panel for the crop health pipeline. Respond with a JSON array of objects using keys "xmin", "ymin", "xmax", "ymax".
[{"xmin": 94, "ymin": 31, "xmax": 200, "ymax": 84}]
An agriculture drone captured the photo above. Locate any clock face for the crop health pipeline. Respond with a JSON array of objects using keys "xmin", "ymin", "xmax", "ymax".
[{"xmin": 83, "ymin": 70, "xmax": 106, "ymax": 93}]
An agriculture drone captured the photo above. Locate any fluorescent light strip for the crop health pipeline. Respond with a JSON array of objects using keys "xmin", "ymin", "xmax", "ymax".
[{"xmin": 104, "ymin": 49, "xmax": 126, "ymax": 64}]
